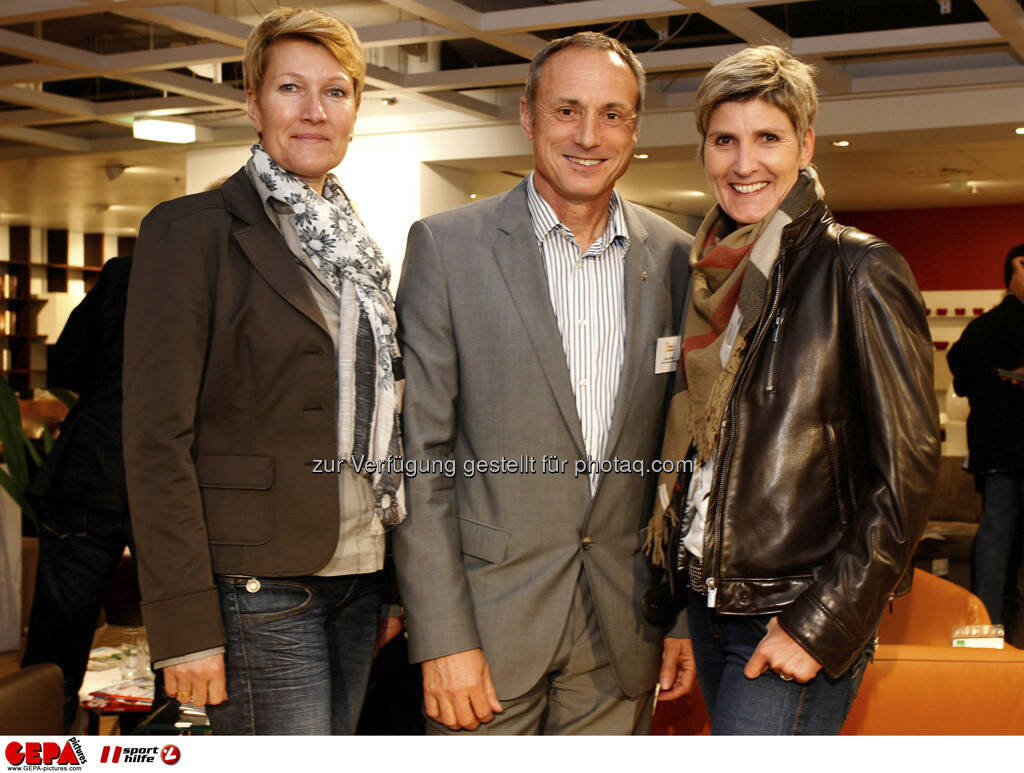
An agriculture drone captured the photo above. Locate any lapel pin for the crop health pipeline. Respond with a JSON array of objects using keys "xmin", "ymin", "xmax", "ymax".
[{"xmin": 641, "ymin": 271, "xmax": 647, "ymax": 282}]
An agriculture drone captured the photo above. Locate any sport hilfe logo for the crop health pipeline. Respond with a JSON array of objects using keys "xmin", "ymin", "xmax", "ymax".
[
  {"xmin": 98, "ymin": 745, "xmax": 179, "ymax": 765},
  {"xmin": 5, "ymin": 738, "xmax": 85, "ymax": 767}
]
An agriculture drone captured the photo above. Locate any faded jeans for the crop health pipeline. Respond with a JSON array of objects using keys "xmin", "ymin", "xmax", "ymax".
[
  {"xmin": 687, "ymin": 590, "xmax": 872, "ymax": 735},
  {"xmin": 206, "ymin": 571, "xmax": 383, "ymax": 735}
]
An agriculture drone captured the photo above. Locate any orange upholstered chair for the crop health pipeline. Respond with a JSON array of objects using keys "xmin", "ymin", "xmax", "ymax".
[
  {"xmin": 842, "ymin": 569, "xmax": 1024, "ymax": 734},
  {"xmin": 652, "ymin": 570, "xmax": 1024, "ymax": 735}
]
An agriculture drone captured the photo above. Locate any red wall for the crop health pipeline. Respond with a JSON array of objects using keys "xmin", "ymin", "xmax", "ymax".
[{"xmin": 834, "ymin": 204, "xmax": 1024, "ymax": 292}]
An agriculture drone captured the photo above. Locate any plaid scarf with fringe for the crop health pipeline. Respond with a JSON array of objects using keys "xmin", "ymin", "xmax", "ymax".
[{"xmin": 645, "ymin": 167, "xmax": 824, "ymax": 566}]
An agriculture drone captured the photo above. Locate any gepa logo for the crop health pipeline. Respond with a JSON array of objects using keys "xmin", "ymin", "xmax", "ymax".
[{"xmin": 5, "ymin": 738, "xmax": 86, "ymax": 768}]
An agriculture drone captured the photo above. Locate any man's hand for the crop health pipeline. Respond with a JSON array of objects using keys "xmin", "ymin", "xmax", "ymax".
[
  {"xmin": 163, "ymin": 654, "xmax": 227, "ymax": 706},
  {"xmin": 421, "ymin": 648, "xmax": 503, "ymax": 730},
  {"xmin": 375, "ymin": 615, "xmax": 403, "ymax": 656},
  {"xmin": 743, "ymin": 616, "xmax": 822, "ymax": 683},
  {"xmin": 658, "ymin": 637, "xmax": 697, "ymax": 700}
]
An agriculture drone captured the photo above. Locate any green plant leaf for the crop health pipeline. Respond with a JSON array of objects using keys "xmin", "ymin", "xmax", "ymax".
[{"xmin": 47, "ymin": 388, "xmax": 78, "ymax": 411}]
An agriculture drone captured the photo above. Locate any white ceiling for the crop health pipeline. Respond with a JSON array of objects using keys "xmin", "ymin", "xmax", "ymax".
[{"xmin": 1, "ymin": 0, "xmax": 1024, "ymax": 231}]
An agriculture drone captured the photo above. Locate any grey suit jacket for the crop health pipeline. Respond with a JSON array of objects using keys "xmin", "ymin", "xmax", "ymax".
[{"xmin": 393, "ymin": 179, "xmax": 691, "ymax": 698}]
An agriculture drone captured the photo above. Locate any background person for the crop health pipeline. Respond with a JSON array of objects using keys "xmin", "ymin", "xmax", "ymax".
[
  {"xmin": 22, "ymin": 256, "xmax": 133, "ymax": 731},
  {"xmin": 123, "ymin": 7, "xmax": 401, "ymax": 734},
  {"xmin": 648, "ymin": 45, "xmax": 939, "ymax": 735},
  {"xmin": 394, "ymin": 31, "xmax": 694, "ymax": 735},
  {"xmin": 947, "ymin": 244, "xmax": 1024, "ymax": 631}
]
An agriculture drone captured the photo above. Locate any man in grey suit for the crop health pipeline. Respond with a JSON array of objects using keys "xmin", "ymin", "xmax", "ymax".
[{"xmin": 393, "ymin": 31, "xmax": 695, "ymax": 734}]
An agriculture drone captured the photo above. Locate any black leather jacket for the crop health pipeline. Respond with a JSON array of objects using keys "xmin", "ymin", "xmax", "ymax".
[{"xmin": 671, "ymin": 199, "xmax": 940, "ymax": 678}]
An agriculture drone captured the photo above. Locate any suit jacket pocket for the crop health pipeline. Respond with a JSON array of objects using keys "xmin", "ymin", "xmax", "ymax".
[
  {"xmin": 458, "ymin": 516, "xmax": 511, "ymax": 564},
  {"xmin": 197, "ymin": 455, "xmax": 275, "ymax": 546}
]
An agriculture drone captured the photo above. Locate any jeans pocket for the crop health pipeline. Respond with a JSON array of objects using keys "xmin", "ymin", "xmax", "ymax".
[{"xmin": 219, "ymin": 577, "xmax": 314, "ymax": 622}]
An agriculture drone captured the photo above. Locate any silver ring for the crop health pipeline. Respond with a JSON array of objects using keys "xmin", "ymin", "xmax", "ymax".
[{"xmin": 779, "ymin": 673, "xmax": 794, "ymax": 681}]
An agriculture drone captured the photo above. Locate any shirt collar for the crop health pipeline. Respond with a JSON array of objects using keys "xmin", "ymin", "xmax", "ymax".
[{"xmin": 525, "ymin": 172, "xmax": 628, "ymax": 255}]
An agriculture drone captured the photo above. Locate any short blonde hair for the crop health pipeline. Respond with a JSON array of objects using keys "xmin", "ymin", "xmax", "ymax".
[
  {"xmin": 243, "ymin": 6, "xmax": 366, "ymax": 108},
  {"xmin": 695, "ymin": 45, "xmax": 817, "ymax": 160}
]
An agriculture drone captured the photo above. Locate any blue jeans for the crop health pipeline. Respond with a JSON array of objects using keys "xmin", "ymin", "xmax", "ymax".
[
  {"xmin": 687, "ymin": 591, "xmax": 872, "ymax": 735},
  {"xmin": 972, "ymin": 473, "xmax": 1024, "ymax": 625},
  {"xmin": 22, "ymin": 502, "xmax": 134, "ymax": 731},
  {"xmin": 206, "ymin": 571, "xmax": 383, "ymax": 735}
]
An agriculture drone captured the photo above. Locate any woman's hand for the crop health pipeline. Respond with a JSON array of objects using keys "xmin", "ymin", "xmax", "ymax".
[
  {"xmin": 743, "ymin": 616, "xmax": 823, "ymax": 683},
  {"xmin": 163, "ymin": 654, "xmax": 227, "ymax": 706}
]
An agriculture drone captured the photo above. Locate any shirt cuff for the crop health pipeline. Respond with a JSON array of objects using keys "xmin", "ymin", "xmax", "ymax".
[{"xmin": 153, "ymin": 646, "xmax": 226, "ymax": 671}]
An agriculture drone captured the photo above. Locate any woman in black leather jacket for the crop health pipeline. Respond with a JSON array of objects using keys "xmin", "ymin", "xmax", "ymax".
[{"xmin": 649, "ymin": 45, "xmax": 940, "ymax": 734}]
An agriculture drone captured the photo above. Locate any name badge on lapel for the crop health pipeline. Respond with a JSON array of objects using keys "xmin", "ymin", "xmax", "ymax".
[{"xmin": 655, "ymin": 336, "xmax": 681, "ymax": 374}]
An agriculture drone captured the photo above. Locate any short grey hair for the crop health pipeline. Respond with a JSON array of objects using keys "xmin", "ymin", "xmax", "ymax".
[
  {"xmin": 695, "ymin": 45, "xmax": 817, "ymax": 160},
  {"xmin": 524, "ymin": 31, "xmax": 646, "ymax": 119}
]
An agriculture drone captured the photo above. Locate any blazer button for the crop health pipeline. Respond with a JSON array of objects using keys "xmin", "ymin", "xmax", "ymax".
[{"xmin": 581, "ymin": 537, "xmax": 594, "ymax": 551}]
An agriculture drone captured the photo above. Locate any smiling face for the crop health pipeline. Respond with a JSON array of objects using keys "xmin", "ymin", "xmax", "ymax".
[
  {"xmin": 247, "ymin": 37, "xmax": 357, "ymax": 192},
  {"xmin": 703, "ymin": 98, "xmax": 815, "ymax": 226},
  {"xmin": 520, "ymin": 47, "xmax": 639, "ymax": 215}
]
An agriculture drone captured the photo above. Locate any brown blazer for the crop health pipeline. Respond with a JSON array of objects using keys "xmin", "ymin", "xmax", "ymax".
[{"xmin": 123, "ymin": 168, "xmax": 343, "ymax": 663}]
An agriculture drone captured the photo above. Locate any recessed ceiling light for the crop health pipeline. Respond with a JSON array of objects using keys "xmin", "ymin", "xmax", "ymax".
[
  {"xmin": 831, "ymin": 140, "xmax": 850, "ymax": 147},
  {"xmin": 633, "ymin": 153, "xmax": 649, "ymax": 159},
  {"xmin": 133, "ymin": 117, "xmax": 196, "ymax": 144},
  {"xmin": 381, "ymin": 97, "xmax": 399, "ymax": 106},
  {"xmin": 469, "ymin": 194, "xmax": 477, "ymax": 199},
  {"xmin": 1016, "ymin": 127, "xmax": 1024, "ymax": 135}
]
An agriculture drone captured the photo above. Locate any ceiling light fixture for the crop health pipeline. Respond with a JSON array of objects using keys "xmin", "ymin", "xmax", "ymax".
[
  {"xmin": 104, "ymin": 163, "xmax": 129, "ymax": 180},
  {"xmin": 633, "ymin": 153, "xmax": 649, "ymax": 159},
  {"xmin": 831, "ymin": 140, "xmax": 850, "ymax": 147},
  {"xmin": 1016, "ymin": 127, "xmax": 1024, "ymax": 135},
  {"xmin": 133, "ymin": 117, "xmax": 197, "ymax": 144}
]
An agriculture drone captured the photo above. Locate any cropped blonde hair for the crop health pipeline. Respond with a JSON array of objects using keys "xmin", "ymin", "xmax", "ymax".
[
  {"xmin": 695, "ymin": 45, "xmax": 817, "ymax": 160},
  {"xmin": 243, "ymin": 6, "xmax": 365, "ymax": 108}
]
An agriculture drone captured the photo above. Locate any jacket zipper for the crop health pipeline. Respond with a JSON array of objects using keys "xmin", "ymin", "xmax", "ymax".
[
  {"xmin": 701, "ymin": 255, "xmax": 787, "ymax": 608},
  {"xmin": 764, "ymin": 309, "xmax": 785, "ymax": 393}
]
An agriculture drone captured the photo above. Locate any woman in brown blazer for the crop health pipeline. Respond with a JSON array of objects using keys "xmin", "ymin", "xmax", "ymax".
[{"xmin": 123, "ymin": 7, "xmax": 403, "ymax": 734}]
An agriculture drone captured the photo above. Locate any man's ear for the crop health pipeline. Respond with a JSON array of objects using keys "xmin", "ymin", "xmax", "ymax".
[{"xmin": 519, "ymin": 96, "xmax": 534, "ymax": 140}]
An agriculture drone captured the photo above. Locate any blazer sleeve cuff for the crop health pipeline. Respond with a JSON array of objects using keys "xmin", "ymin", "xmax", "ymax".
[
  {"xmin": 405, "ymin": 620, "xmax": 483, "ymax": 665},
  {"xmin": 667, "ymin": 609, "xmax": 691, "ymax": 638},
  {"xmin": 141, "ymin": 587, "xmax": 226, "ymax": 665}
]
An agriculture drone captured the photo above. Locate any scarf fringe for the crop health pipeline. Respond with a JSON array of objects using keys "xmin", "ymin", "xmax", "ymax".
[{"xmin": 643, "ymin": 168, "xmax": 825, "ymax": 567}]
